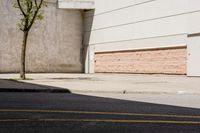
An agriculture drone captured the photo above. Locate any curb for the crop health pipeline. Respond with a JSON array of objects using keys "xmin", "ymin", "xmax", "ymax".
[
  {"xmin": 0, "ymin": 88, "xmax": 71, "ymax": 93},
  {"xmin": 71, "ymin": 90, "xmax": 200, "ymax": 95},
  {"xmin": 0, "ymin": 88, "xmax": 198, "ymax": 95}
]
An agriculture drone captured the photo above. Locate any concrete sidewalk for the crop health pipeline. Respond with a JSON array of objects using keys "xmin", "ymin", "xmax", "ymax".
[{"xmin": 0, "ymin": 73, "xmax": 199, "ymax": 95}]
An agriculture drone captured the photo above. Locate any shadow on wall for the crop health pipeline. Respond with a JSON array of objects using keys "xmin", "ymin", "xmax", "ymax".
[
  {"xmin": 82, "ymin": 9, "xmax": 95, "ymax": 73},
  {"xmin": 0, "ymin": 79, "xmax": 71, "ymax": 93}
]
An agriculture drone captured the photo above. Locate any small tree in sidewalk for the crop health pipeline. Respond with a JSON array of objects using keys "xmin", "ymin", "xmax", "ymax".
[{"xmin": 13, "ymin": 0, "xmax": 47, "ymax": 79}]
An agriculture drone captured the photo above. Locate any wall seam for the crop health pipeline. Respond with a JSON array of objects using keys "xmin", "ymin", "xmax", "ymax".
[
  {"xmin": 84, "ymin": 0, "xmax": 156, "ymax": 18},
  {"xmin": 84, "ymin": 10, "xmax": 200, "ymax": 32},
  {"xmin": 86, "ymin": 33, "xmax": 187, "ymax": 46}
]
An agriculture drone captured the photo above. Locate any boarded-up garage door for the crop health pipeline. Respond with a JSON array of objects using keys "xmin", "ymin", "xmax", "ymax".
[{"xmin": 95, "ymin": 47, "xmax": 186, "ymax": 74}]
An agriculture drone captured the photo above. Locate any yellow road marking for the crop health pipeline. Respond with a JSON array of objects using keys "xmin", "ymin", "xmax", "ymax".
[
  {"xmin": 0, "ymin": 109, "xmax": 200, "ymax": 119},
  {"xmin": 0, "ymin": 119, "xmax": 30, "ymax": 122},
  {"xmin": 0, "ymin": 118, "xmax": 200, "ymax": 124}
]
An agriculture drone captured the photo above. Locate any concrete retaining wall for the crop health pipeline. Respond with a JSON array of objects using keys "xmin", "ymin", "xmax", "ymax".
[{"xmin": 0, "ymin": 0, "xmax": 83, "ymax": 73}]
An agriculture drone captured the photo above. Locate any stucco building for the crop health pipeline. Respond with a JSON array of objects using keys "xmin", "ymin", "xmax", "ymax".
[{"xmin": 1, "ymin": 0, "xmax": 200, "ymax": 76}]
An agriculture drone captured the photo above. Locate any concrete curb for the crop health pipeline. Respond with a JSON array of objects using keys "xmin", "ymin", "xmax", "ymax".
[
  {"xmin": 71, "ymin": 90, "xmax": 200, "ymax": 95},
  {"xmin": 0, "ymin": 88, "xmax": 71, "ymax": 93}
]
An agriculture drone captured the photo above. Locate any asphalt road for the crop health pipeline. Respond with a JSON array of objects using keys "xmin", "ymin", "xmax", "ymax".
[{"xmin": 0, "ymin": 92, "xmax": 200, "ymax": 133}]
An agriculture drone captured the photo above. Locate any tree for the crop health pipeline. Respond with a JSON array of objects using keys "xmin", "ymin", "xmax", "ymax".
[{"xmin": 13, "ymin": 0, "xmax": 47, "ymax": 79}]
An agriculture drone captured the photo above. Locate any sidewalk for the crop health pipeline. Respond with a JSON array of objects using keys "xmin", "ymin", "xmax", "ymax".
[{"xmin": 0, "ymin": 73, "xmax": 199, "ymax": 95}]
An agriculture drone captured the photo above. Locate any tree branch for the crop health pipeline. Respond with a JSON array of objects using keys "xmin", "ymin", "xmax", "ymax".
[
  {"xmin": 28, "ymin": 1, "xmax": 33, "ymax": 12},
  {"xmin": 34, "ymin": 0, "xmax": 43, "ymax": 9},
  {"xmin": 17, "ymin": 0, "xmax": 26, "ymax": 17},
  {"xmin": 34, "ymin": 0, "xmax": 38, "ymax": 7},
  {"xmin": 26, "ymin": 0, "xmax": 29, "ymax": 12},
  {"xmin": 38, "ymin": 0, "xmax": 44, "ymax": 9},
  {"xmin": 27, "ymin": 0, "xmax": 44, "ymax": 30}
]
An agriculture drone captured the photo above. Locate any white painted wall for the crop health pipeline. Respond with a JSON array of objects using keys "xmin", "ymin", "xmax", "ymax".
[
  {"xmin": 187, "ymin": 36, "xmax": 200, "ymax": 76},
  {"xmin": 84, "ymin": 0, "xmax": 200, "ymax": 46},
  {"xmin": 94, "ymin": 34, "xmax": 187, "ymax": 53},
  {"xmin": 84, "ymin": 45, "xmax": 95, "ymax": 73},
  {"xmin": 85, "ymin": 0, "xmax": 188, "ymax": 31},
  {"xmin": 83, "ymin": 0, "xmax": 200, "ymax": 75},
  {"xmin": 84, "ymin": 14, "xmax": 187, "ymax": 45},
  {"xmin": 58, "ymin": 0, "xmax": 95, "ymax": 9},
  {"xmin": 93, "ymin": 0, "xmax": 135, "ymax": 15}
]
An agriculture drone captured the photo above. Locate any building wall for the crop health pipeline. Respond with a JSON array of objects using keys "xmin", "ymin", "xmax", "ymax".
[
  {"xmin": 83, "ymin": 0, "xmax": 200, "ymax": 75},
  {"xmin": 1, "ymin": 0, "xmax": 200, "ymax": 75},
  {"xmin": 0, "ymin": 0, "xmax": 83, "ymax": 73},
  {"xmin": 84, "ymin": 0, "xmax": 188, "ymax": 46}
]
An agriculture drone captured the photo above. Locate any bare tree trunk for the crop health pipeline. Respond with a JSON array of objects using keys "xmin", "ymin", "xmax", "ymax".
[{"xmin": 20, "ymin": 31, "xmax": 29, "ymax": 80}]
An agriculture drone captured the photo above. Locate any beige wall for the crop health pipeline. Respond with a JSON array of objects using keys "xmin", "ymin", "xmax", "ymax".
[
  {"xmin": 58, "ymin": 0, "xmax": 95, "ymax": 9},
  {"xmin": 83, "ymin": 0, "xmax": 189, "ymax": 46},
  {"xmin": 95, "ymin": 47, "xmax": 187, "ymax": 74},
  {"xmin": 0, "ymin": 0, "xmax": 84, "ymax": 73},
  {"xmin": 83, "ymin": 0, "xmax": 200, "ymax": 76}
]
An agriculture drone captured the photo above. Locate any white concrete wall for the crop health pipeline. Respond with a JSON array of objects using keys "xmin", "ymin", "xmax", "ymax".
[
  {"xmin": 188, "ymin": 0, "xmax": 200, "ymax": 34},
  {"xmin": 58, "ymin": 0, "xmax": 95, "ymax": 9},
  {"xmin": 187, "ymin": 36, "xmax": 200, "ymax": 76},
  {"xmin": 187, "ymin": 1, "xmax": 200, "ymax": 76},
  {"xmin": 83, "ymin": 0, "xmax": 200, "ymax": 75},
  {"xmin": 84, "ymin": 0, "xmax": 200, "ymax": 48}
]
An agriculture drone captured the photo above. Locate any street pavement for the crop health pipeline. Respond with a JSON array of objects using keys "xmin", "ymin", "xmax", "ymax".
[
  {"xmin": 0, "ymin": 74, "xmax": 200, "ymax": 132},
  {"xmin": 0, "ymin": 92, "xmax": 200, "ymax": 133}
]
